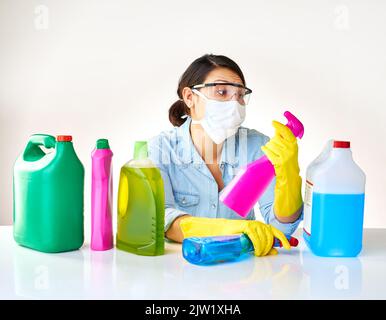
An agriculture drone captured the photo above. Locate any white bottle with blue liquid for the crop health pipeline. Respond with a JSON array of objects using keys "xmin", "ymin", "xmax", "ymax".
[{"xmin": 303, "ymin": 140, "xmax": 366, "ymax": 257}]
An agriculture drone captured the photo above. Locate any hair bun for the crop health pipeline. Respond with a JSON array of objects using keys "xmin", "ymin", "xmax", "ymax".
[{"xmin": 169, "ymin": 100, "xmax": 189, "ymax": 127}]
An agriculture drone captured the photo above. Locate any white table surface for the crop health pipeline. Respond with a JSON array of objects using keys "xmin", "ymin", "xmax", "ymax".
[{"xmin": 1, "ymin": 226, "xmax": 385, "ymax": 300}]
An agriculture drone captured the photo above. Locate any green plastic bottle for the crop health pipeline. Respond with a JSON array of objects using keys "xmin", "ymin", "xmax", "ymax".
[
  {"xmin": 117, "ymin": 141, "xmax": 165, "ymax": 256},
  {"xmin": 13, "ymin": 134, "xmax": 84, "ymax": 253}
]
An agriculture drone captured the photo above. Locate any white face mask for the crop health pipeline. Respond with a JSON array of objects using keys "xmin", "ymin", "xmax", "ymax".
[{"xmin": 191, "ymin": 89, "xmax": 246, "ymax": 144}]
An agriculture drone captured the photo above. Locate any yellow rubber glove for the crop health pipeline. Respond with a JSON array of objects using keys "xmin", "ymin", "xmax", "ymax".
[
  {"xmin": 261, "ymin": 120, "xmax": 303, "ymax": 218},
  {"xmin": 180, "ymin": 217, "xmax": 291, "ymax": 256}
]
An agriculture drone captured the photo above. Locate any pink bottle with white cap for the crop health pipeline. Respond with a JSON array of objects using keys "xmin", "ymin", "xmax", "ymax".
[{"xmin": 91, "ymin": 139, "xmax": 113, "ymax": 251}]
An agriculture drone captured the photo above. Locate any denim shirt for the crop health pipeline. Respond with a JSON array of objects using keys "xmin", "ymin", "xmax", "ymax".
[{"xmin": 148, "ymin": 117, "xmax": 302, "ymax": 236}]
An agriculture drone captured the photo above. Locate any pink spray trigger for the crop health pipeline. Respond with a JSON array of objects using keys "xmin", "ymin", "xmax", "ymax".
[
  {"xmin": 219, "ymin": 111, "xmax": 304, "ymax": 217},
  {"xmin": 283, "ymin": 111, "xmax": 304, "ymax": 139}
]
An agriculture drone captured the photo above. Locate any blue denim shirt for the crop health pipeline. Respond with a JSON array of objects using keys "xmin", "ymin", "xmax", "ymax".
[{"xmin": 148, "ymin": 117, "xmax": 302, "ymax": 236}]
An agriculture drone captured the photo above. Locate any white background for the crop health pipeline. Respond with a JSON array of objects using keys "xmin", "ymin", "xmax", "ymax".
[{"xmin": 1, "ymin": 0, "xmax": 385, "ymax": 231}]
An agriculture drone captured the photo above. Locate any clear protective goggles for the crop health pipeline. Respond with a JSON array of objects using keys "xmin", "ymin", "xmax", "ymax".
[{"xmin": 190, "ymin": 82, "xmax": 252, "ymax": 106}]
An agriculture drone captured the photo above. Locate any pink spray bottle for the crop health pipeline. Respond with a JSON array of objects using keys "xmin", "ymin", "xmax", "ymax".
[
  {"xmin": 91, "ymin": 139, "xmax": 113, "ymax": 251},
  {"xmin": 220, "ymin": 111, "xmax": 304, "ymax": 217}
]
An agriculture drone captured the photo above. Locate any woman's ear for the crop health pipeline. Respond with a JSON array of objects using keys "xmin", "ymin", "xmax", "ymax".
[{"xmin": 182, "ymin": 87, "xmax": 194, "ymax": 109}]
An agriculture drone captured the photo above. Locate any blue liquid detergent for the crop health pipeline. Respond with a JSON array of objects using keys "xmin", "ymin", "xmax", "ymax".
[{"xmin": 304, "ymin": 192, "xmax": 365, "ymax": 257}]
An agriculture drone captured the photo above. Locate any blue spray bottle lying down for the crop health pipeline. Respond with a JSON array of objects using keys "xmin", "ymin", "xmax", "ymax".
[{"xmin": 182, "ymin": 234, "xmax": 299, "ymax": 265}]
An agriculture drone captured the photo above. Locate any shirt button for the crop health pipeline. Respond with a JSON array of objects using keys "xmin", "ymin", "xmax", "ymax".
[
  {"xmin": 182, "ymin": 197, "xmax": 186, "ymax": 204},
  {"xmin": 211, "ymin": 203, "xmax": 216, "ymax": 209}
]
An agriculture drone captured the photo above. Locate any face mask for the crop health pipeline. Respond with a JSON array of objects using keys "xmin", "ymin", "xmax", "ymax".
[{"xmin": 191, "ymin": 89, "xmax": 246, "ymax": 144}]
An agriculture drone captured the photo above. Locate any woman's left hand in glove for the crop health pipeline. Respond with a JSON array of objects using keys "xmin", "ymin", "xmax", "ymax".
[{"xmin": 261, "ymin": 120, "xmax": 303, "ymax": 219}]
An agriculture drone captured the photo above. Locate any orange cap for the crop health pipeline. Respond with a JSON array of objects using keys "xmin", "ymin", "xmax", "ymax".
[
  {"xmin": 57, "ymin": 135, "xmax": 72, "ymax": 142},
  {"xmin": 333, "ymin": 140, "xmax": 350, "ymax": 148}
]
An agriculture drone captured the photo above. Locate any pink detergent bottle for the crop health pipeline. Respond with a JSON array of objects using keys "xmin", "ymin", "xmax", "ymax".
[
  {"xmin": 220, "ymin": 111, "xmax": 304, "ymax": 217},
  {"xmin": 91, "ymin": 139, "xmax": 113, "ymax": 251}
]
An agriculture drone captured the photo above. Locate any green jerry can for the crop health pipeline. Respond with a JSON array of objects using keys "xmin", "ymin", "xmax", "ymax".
[{"xmin": 13, "ymin": 134, "xmax": 84, "ymax": 253}]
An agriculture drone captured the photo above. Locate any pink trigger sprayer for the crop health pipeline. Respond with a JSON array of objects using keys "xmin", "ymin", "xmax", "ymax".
[{"xmin": 220, "ymin": 111, "xmax": 304, "ymax": 217}]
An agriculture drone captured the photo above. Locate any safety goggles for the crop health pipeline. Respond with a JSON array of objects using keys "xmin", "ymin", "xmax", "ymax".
[{"xmin": 190, "ymin": 82, "xmax": 252, "ymax": 105}]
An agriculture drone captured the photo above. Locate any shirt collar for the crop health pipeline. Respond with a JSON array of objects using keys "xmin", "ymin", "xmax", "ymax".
[{"xmin": 220, "ymin": 135, "xmax": 239, "ymax": 167}]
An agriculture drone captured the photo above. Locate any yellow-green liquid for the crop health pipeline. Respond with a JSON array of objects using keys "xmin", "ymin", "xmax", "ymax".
[{"xmin": 117, "ymin": 161, "xmax": 165, "ymax": 256}]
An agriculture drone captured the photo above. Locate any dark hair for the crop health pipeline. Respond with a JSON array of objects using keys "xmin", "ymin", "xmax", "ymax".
[{"xmin": 168, "ymin": 54, "xmax": 246, "ymax": 126}]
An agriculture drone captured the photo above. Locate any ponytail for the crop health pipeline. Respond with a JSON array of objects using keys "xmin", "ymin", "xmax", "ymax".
[{"xmin": 168, "ymin": 99, "xmax": 189, "ymax": 127}]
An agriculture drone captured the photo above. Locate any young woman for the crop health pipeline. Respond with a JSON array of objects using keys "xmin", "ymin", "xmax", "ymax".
[{"xmin": 149, "ymin": 54, "xmax": 303, "ymax": 256}]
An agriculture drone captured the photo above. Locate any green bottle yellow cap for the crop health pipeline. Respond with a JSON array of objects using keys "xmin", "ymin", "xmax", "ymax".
[
  {"xmin": 96, "ymin": 139, "xmax": 110, "ymax": 149},
  {"xmin": 133, "ymin": 141, "xmax": 148, "ymax": 160}
]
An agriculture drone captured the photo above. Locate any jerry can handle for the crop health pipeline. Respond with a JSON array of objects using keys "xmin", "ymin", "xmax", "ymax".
[
  {"xmin": 29, "ymin": 134, "xmax": 56, "ymax": 148},
  {"xmin": 23, "ymin": 134, "xmax": 56, "ymax": 161}
]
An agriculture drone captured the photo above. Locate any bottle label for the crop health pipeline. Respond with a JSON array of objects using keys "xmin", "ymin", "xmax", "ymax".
[{"xmin": 303, "ymin": 180, "xmax": 313, "ymax": 235}]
